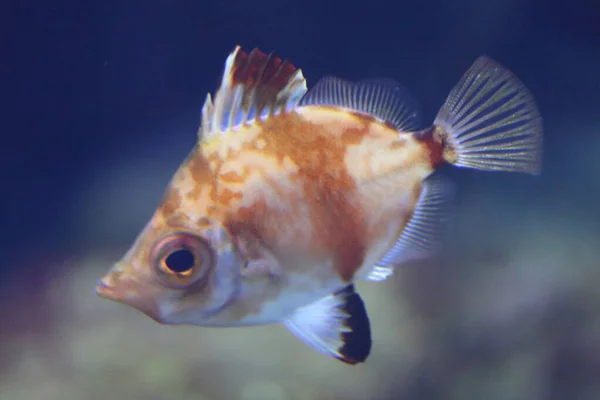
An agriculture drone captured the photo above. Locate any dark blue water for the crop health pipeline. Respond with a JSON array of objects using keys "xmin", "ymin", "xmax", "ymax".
[{"xmin": 2, "ymin": 1, "xmax": 599, "ymax": 399}]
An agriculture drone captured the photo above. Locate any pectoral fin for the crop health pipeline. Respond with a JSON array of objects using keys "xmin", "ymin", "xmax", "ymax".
[{"xmin": 283, "ymin": 285, "xmax": 372, "ymax": 365}]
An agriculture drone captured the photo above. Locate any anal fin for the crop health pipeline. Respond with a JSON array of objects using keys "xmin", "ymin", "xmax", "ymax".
[
  {"xmin": 367, "ymin": 175, "xmax": 454, "ymax": 282},
  {"xmin": 283, "ymin": 285, "xmax": 372, "ymax": 365}
]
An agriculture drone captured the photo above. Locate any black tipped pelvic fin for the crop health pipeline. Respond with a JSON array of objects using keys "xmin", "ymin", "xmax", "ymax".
[{"xmin": 284, "ymin": 285, "xmax": 372, "ymax": 365}]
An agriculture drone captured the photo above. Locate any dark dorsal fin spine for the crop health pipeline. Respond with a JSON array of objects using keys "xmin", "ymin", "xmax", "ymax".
[{"xmin": 199, "ymin": 46, "xmax": 307, "ymax": 142}]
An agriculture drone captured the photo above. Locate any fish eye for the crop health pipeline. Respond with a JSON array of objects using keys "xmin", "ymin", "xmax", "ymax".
[
  {"xmin": 164, "ymin": 249, "xmax": 196, "ymax": 273},
  {"xmin": 149, "ymin": 232, "xmax": 213, "ymax": 288}
]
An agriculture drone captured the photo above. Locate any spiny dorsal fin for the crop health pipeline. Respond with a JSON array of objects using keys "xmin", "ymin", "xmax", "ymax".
[
  {"xmin": 299, "ymin": 76, "xmax": 421, "ymax": 132},
  {"xmin": 199, "ymin": 46, "xmax": 307, "ymax": 142},
  {"xmin": 284, "ymin": 285, "xmax": 372, "ymax": 365},
  {"xmin": 366, "ymin": 175, "xmax": 455, "ymax": 282}
]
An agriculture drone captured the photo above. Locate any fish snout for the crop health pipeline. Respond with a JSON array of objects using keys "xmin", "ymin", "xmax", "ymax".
[
  {"xmin": 95, "ymin": 266, "xmax": 132, "ymax": 303},
  {"xmin": 95, "ymin": 264, "xmax": 163, "ymax": 321}
]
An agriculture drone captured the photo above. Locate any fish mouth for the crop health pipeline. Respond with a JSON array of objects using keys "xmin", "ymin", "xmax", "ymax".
[
  {"xmin": 95, "ymin": 273, "xmax": 161, "ymax": 321},
  {"xmin": 95, "ymin": 278, "xmax": 121, "ymax": 301}
]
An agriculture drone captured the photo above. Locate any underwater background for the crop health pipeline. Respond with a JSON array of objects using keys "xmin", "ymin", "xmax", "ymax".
[{"xmin": 2, "ymin": 0, "xmax": 600, "ymax": 399}]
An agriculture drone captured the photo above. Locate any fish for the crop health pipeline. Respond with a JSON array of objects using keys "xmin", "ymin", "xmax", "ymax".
[{"xmin": 96, "ymin": 45, "xmax": 542, "ymax": 365}]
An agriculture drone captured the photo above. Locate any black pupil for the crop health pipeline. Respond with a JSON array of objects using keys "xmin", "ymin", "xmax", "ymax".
[{"xmin": 165, "ymin": 249, "xmax": 196, "ymax": 273}]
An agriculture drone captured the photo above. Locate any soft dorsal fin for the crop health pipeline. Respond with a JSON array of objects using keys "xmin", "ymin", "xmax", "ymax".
[
  {"xmin": 283, "ymin": 285, "xmax": 372, "ymax": 365},
  {"xmin": 299, "ymin": 76, "xmax": 421, "ymax": 131},
  {"xmin": 366, "ymin": 176, "xmax": 455, "ymax": 282},
  {"xmin": 199, "ymin": 46, "xmax": 308, "ymax": 142}
]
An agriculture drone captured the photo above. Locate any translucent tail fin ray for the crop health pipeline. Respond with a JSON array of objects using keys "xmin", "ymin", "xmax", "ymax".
[{"xmin": 434, "ymin": 56, "xmax": 543, "ymax": 175}]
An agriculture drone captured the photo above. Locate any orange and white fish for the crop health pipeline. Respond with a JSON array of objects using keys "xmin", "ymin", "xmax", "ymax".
[{"xmin": 96, "ymin": 46, "xmax": 542, "ymax": 364}]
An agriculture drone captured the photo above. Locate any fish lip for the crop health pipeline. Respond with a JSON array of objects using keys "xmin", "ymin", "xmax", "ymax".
[{"xmin": 95, "ymin": 278, "xmax": 120, "ymax": 301}]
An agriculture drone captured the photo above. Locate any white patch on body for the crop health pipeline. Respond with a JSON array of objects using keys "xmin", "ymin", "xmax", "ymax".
[
  {"xmin": 238, "ymin": 261, "xmax": 347, "ymax": 325},
  {"xmin": 344, "ymin": 138, "xmax": 431, "ymax": 280}
]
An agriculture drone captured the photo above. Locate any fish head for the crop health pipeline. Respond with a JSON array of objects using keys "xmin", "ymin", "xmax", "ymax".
[
  {"xmin": 96, "ymin": 151, "xmax": 246, "ymax": 326},
  {"xmin": 96, "ymin": 216, "xmax": 244, "ymax": 325}
]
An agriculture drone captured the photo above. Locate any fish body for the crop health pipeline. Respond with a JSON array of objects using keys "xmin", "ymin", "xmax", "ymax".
[{"xmin": 97, "ymin": 46, "xmax": 542, "ymax": 364}]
